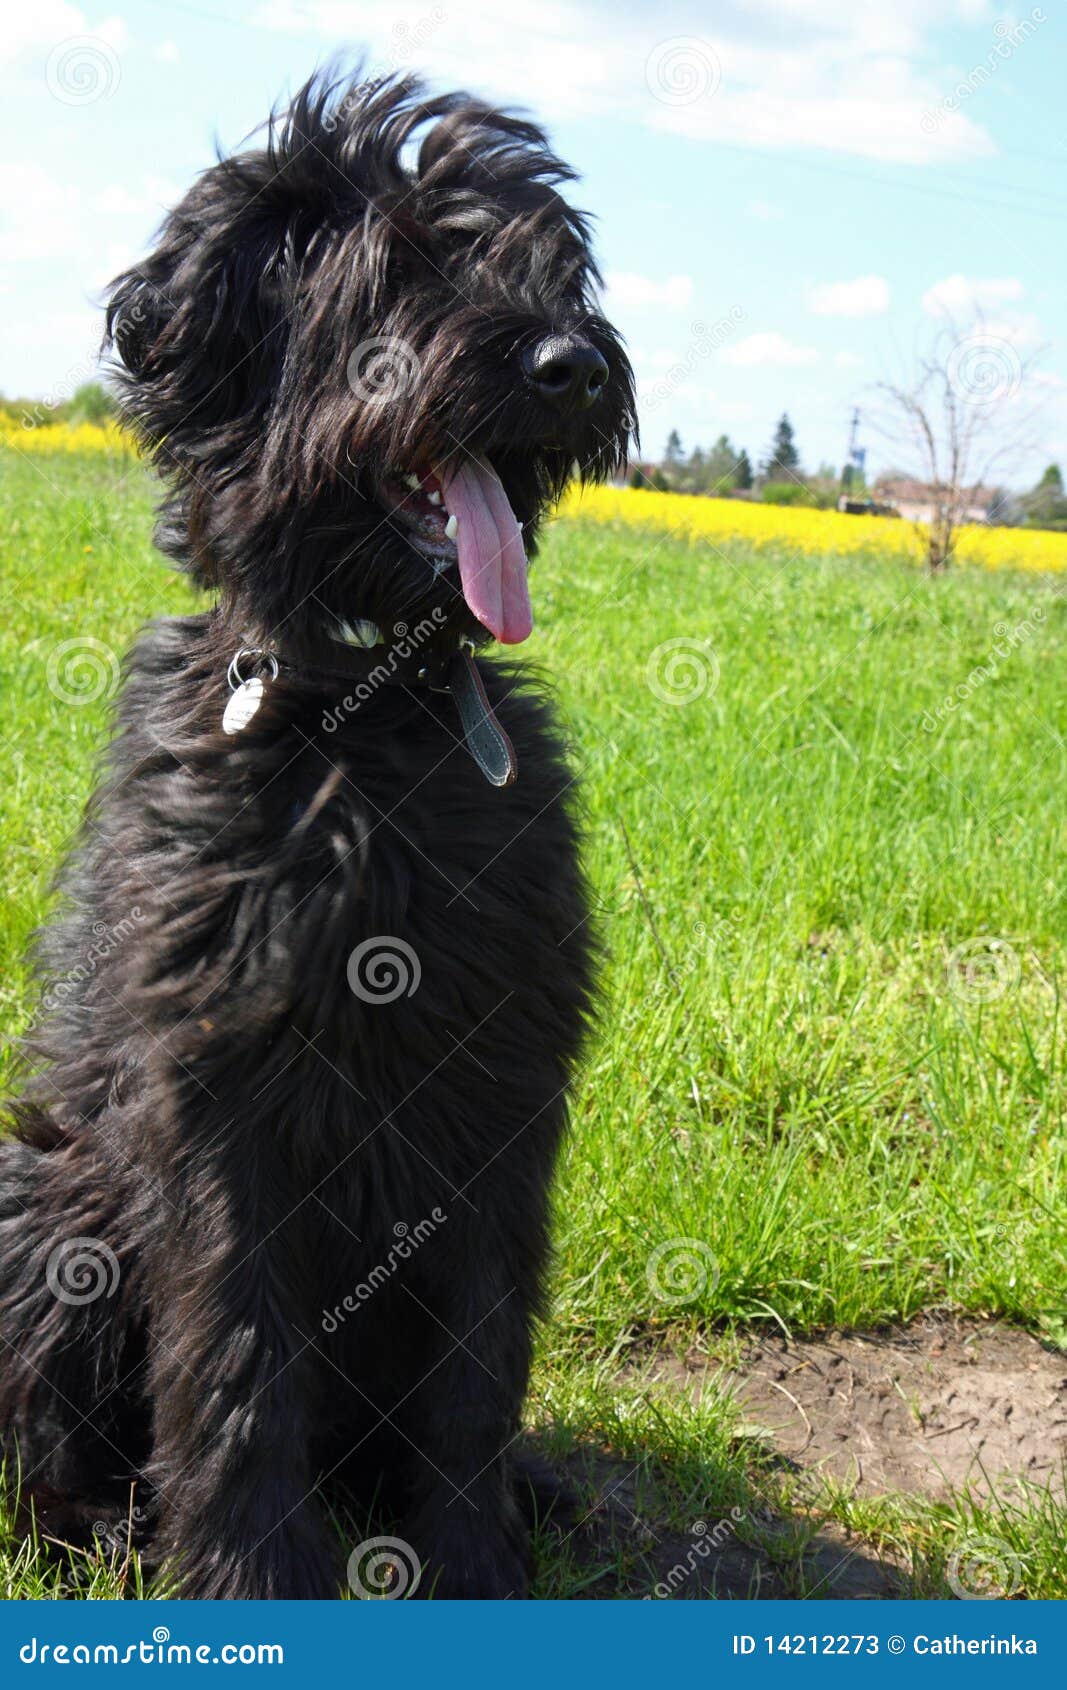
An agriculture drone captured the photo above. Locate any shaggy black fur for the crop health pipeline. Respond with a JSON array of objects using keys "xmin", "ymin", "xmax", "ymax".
[{"xmin": 0, "ymin": 72, "xmax": 634, "ymax": 1598}]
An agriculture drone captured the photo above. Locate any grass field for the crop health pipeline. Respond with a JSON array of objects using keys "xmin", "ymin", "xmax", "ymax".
[{"xmin": 0, "ymin": 441, "xmax": 1065, "ymax": 1599}]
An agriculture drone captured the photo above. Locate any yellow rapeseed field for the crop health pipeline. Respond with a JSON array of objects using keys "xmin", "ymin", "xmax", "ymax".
[
  {"xmin": 0, "ymin": 420, "xmax": 134, "ymax": 457},
  {"xmin": 563, "ymin": 484, "xmax": 1067, "ymax": 575},
  {"xmin": 5, "ymin": 423, "xmax": 1066, "ymax": 574}
]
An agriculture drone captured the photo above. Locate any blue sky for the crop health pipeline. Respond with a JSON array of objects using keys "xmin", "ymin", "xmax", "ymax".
[{"xmin": 1, "ymin": 0, "xmax": 1064, "ymax": 486}]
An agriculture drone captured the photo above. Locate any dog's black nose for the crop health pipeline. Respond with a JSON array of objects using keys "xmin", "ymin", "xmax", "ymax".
[{"xmin": 522, "ymin": 333, "xmax": 608, "ymax": 413}]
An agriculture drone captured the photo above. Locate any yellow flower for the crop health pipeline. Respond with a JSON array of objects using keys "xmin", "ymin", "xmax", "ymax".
[
  {"xmin": 561, "ymin": 485, "xmax": 1067, "ymax": 574},
  {"xmin": 0, "ymin": 421, "xmax": 138, "ymax": 457}
]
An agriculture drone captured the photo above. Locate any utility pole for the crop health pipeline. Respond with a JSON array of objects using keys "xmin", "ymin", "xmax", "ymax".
[{"xmin": 841, "ymin": 407, "xmax": 860, "ymax": 494}]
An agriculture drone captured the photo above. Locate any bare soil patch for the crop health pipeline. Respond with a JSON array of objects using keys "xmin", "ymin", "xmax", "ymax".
[
  {"xmin": 646, "ymin": 1315, "xmax": 1067, "ymax": 1502},
  {"xmin": 535, "ymin": 1317, "xmax": 1065, "ymax": 1598}
]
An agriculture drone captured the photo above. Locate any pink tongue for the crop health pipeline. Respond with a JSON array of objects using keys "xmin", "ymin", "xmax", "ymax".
[{"xmin": 437, "ymin": 457, "xmax": 532, "ymax": 645}]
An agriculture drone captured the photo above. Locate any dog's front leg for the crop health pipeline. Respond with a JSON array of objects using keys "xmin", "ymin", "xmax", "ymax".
[
  {"xmin": 145, "ymin": 1149, "xmax": 337, "ymax": 1600},
  {"xmin": 399, "ymin": 1208, "xmax": 548, "ymax": 1599}
]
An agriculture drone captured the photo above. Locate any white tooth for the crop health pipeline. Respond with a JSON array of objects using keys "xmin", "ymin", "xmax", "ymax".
[
  {"xmin": 426, "ymin": 489, "xmax": 442, "ymax": 506},
  {"xmin": 402, "ymin": 473, "xmax": 421, "ymax": 491},
  {"xmin": 444, "ymin": 513, "xmax": 459, "ymax": 541}
]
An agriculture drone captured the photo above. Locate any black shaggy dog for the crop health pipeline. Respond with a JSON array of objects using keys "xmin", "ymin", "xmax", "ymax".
[{"xmin": 0, "ymin": 72, "xmax": 634, "ymax": 1598}]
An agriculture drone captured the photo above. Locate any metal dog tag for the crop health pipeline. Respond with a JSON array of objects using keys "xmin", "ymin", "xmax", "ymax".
[{"xmin": 223, "ymin": 676, "xmax": 265, "ymax": 735}]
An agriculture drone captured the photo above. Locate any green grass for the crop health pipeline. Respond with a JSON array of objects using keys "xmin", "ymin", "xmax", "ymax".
[{"xmin": 1, "ymin": 448, "xmax": 1065, "ymax": 1598}]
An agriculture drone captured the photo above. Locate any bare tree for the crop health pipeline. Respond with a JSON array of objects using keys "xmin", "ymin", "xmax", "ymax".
[{"xmin": 872, "ymin": 316, "xmax": 1044, "ymax": 571}]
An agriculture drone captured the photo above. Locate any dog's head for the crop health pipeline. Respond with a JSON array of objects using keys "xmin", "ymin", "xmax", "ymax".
[{"xmin": 106, "ymin": 71, "xmax": 636, "ymax": 651}]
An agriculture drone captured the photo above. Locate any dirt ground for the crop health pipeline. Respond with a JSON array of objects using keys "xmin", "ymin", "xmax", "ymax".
[
  {"xmin": 680, "ymin": 1314, "xmax": 1067, "ymax": 1502},
  {"xmin": 546, "ymin": 1316, "xmax": 1066, "ymax": 1599}
]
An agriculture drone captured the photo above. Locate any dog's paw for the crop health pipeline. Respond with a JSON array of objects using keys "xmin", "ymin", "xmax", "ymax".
[
  {"xmin": 511, "ymin": 1448, "xmax": 580, "ymax": 1532},
  {"xmin": 406, "ymin": 1508, "xmax": 533, "ymax": 1600},
  {"xmin": 166, "ymin": 1517, "xmax": 339, "ymax": 1601}
]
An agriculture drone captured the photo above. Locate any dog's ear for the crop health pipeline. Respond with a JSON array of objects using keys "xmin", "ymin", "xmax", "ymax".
[
  {"xmin": 106, "ymin": 271, "xmax": 173, "ymax": 380},
  {"xmin": 104, "ymin": 174, "xmax": 297, "ymax": 446}
]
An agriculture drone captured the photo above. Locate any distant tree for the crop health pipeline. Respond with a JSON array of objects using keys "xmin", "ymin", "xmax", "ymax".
[
  {"xmin": 65, "ymin": 382, "xmax": 116, "ymax": 425},
  {"xmin": 705, "ymin": 433, "xmax": 742, "ymax": 492},
  {"xmin": 680, "ymin": 445, "xmax": 707, "ymax": 493},
  {"xmin": 986, "ymin": 486, "xmax": 1023, "ymax": 527},
  {"xmin": 735, "ymin": 449, "xmax": 753, "ymax": 490},
  {"xmin": 762, "ymin": 413, "xmax": 801, "ymax": 482},
  {"xmin": 873, "ymin": 315, "xmax": 1045, "ymax": 569},
  {"xmin": 1020, "ymin": 462, "xmax": 1067, "ymax": 531},
  {"xmin": 662, "ymin": 429, "xmax": 685, "ymax": 485}
]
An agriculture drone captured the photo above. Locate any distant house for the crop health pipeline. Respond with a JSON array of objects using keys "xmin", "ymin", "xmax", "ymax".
[{"xmin": 872, "ymin": 477, "xmax": 998, "ymax": 526}]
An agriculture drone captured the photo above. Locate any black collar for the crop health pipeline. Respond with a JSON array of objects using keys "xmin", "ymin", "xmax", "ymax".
[{"xmin": 228, "ymin": 630, "xmax": 518, "ymax": 788}]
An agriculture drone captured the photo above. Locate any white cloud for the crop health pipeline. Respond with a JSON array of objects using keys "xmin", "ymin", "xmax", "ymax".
[
  {"xmin": 922, "ymin": 274, "xmax": 1024, "ymax": 316},
  {"xmin": 254, "ymin": 1, "xmax": 999, "ymax": 166},
  {"xmin": 153, "ymin": 39, "xmax": 180, "ymax": 63},
  {"xmin": 807, "ymin": 275, "xmax": 890, "ymax": 317},
  {"xmin": 605, "ymin": 272, "xmax": 693, "ymax": 311},
  {"xmin": 720, "ymin": 332, "xmax": 819, "ymax": 368},
  {"xmin": 834, "ymin": 350, "xmax": 863, "ymax": 368},
  {"xmin": 0, "ymin": 5, "xmax": 126, "ymax": 63}
]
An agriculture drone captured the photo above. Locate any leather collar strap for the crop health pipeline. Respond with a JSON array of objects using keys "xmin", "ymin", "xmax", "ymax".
[{"xmin": 263, "ymin": 636, "xmax": 518, "ymax": 789}]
